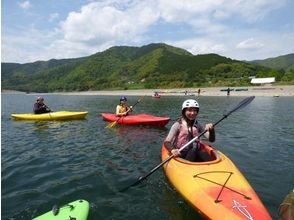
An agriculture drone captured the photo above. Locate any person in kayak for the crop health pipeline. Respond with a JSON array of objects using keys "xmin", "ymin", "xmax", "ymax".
[
  {"xmin": 116, "ymin": 96, "xmax": 133, "ymax": 116},
  {"xmin": 278, "ymin": 189, "xmax": 294, "ymax": 220},
  {"xmin": 33, "ymin": 96, "xmax": 52, "ymax": 114},
  {"xmin": 164, "ymin": 99, "xmax": 215, "ymax": 162}
]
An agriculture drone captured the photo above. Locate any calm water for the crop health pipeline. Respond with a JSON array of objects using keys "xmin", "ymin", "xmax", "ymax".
[{"xmin": 1, "ymin": 93, "xmax": 294, "ymax": 220}]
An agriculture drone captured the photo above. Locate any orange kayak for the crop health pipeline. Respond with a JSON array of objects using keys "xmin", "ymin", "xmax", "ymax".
[{"xmin": 161, "ymin": 143, "xmax": 272, "ymax": 220}]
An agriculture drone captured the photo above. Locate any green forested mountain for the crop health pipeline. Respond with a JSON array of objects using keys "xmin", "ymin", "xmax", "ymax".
[
  {"xmin": 2, "ymin": 43, "xmax": 293, "ymax": 92},
  {"xmin": 249, "ymin": 54, "xmax": 294, "ymax": 71}
]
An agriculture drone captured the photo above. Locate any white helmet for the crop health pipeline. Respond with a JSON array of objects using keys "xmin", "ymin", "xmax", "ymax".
[{"xmin": 182, "ymin": 99, "xmax": 199, "ymax": 110}]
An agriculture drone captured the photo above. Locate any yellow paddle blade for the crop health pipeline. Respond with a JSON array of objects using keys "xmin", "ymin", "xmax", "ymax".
[{"xmin": 106, "ymin": 121, "xmax": 117, "ymax": 128}]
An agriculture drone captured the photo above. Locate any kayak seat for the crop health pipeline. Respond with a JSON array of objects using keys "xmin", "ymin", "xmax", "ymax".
[
  {"xmin": 194, "ymin": 147, "xmax": 218, "ymax": 162},
  {"xmin": 194, "ymin": 149, "xmax": 215, "ymax": 162}
]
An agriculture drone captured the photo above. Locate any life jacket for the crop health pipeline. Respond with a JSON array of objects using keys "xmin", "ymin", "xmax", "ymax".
[
  {"xmin": 117, "ymin": 104, "xmax": 129, "ymax": 113},
  {"xmin": 172, "ymin": 119, "xmax": 202, "ymax": 150}
]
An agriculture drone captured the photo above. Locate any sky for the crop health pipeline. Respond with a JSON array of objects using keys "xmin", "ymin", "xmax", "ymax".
[{"xmin": 2, "ymin": 0, "xmax": 294, "ymax": 64}]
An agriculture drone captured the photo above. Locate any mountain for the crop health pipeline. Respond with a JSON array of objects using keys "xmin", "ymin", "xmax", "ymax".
[
  {"xmin": 249, "ymin": 54, "xmax": 294, "ymax": 71},
  {"xmin": 2, "ymin": 43, "xmax": 292, "ymax": 92}
]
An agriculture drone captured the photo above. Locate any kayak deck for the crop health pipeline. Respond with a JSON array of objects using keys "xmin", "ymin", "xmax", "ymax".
[
  {"xmin": 101, "ymin": 113, "xmax": 170, "ymax": 127},
  {"xmin": 11, "ymin": 111, "xmax": 88, "ymax": 121},
  {"xmin": 33, "ymin": 199, "xmax": 89, "ymax": 220},
  {"xmin": 161, "ymin": 143, "xmax": 272, "ymax": 220}
]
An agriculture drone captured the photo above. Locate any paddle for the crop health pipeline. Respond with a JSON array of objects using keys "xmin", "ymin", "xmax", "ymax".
[
  {"xmin": 120, "ymin": 96, "xmax": 255, "ymax": 192},
  {"xmin": 44, "ymin": 105, "xmax": 52, "ymax": 112},
  {"xmin": 106, "ymin": 97, "xmax": 144, "ymax": 128}
]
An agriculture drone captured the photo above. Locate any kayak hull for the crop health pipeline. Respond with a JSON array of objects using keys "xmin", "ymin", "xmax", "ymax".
[
  {"xmin": 161, "ymin": 143, "xmax": 272, "ymax": 220},
  {"xmin": 101, "ymin": 113, "xmax": 170, "ymax": 127},
  {"xmin": 33, "ymin": 199, "xmax": 89, "ymax": 220},
  {"xmin": 11, "ymin": 111, "xmax": 88, "ymax": 121}
]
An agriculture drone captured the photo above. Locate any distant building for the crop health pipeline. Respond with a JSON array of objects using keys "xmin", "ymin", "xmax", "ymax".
[{"xmin": 250, "ymin": 77, "xmax": 275, "ymax": 85}]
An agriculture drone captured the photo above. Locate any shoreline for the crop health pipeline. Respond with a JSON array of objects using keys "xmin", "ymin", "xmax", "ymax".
[{"xmin": 2, "ymin": 85, "xmax": 294, "ymax": 97}]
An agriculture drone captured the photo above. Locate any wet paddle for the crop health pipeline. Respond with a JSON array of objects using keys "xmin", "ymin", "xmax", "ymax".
[
  {"xmin": 120, "ymin": 96, "xmax": 255, "ymax": 192},
  {"xmin": 106, "ymin": 97, "xmax": 144, "ymax": 128}
]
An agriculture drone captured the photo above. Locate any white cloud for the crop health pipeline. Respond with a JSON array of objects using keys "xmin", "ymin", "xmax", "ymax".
[
  {"xmin": 18, "ymin": 1, "xmax": 32, "ymax": 10},
  {"xmin": 60, "ymin": 1, "xmax": 158, "ymax": 44},
  {"xmin": 2, "ymin": 0, "xmax": 293, "ymax": 63},
  {"xmin": 2, "ymin": 27, "xmax": 61, "ymax": 63},
  {"xmin": 236, "ymin": 38, "xmax": 264, "ymax": 50},
  {"xmin": 171, "ymin": 38, "xmax": 226, "ymax": 55}
]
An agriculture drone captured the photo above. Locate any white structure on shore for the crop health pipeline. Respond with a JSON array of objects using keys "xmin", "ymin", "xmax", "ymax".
[{"xmin": 250, "ymin": 77, "xmax": 275, "ymax": 85}]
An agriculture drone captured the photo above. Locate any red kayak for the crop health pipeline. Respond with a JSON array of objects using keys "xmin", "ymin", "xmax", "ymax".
[
  {"xmin": 101, "ymin": 113, "xmax": 170, "ymax": 127},
  {"xmin": 152, "ymin": 94, "xmax": 161, "ymax": 98}
]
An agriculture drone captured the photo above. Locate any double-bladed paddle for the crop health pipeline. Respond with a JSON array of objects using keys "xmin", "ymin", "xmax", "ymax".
[
  {"xmin": 106, "ymin": 97, "xmax": 144, "ymax": 128},
  {"xmin": 120, "ymin": 96, "xmax": 255, "ymax": 192}
]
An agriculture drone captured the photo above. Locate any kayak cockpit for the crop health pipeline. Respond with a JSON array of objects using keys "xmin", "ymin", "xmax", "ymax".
[{"xmin": 173, "ymin": 142, "xmax": 221, "ymax": 165}]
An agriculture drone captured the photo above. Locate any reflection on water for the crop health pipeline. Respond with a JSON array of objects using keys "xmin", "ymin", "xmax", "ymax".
[{"xmin": 1, "ymin": 94, "xmax": 294, "ymax": 219}]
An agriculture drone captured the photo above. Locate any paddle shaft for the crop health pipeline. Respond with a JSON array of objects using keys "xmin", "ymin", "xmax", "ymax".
[
  {"xmin": 43, "ymin": 104, "xmax": 52, "ymax": 112},
  {"xmin": 121, "ymin": 96, "xmax": 255, "ymax": 191}
]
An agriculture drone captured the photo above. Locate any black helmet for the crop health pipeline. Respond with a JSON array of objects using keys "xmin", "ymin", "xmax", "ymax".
[{"xmin": 120, "ymin": 96, "xmax": 127, "ymax": 102}]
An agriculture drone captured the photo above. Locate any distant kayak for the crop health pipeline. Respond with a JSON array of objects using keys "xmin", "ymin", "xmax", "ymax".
[
  {"xmin": 152, "ymin": 92, "xmax": 161, "ymax": 98},
  {"xmin": 11, "ymin": 111, "xmax": 88, "ymax": 121},
  {"xmin": 33, "ymin": 199, "xmax": 89, "ymax": 220},
  {"xmin": 161, "ymin": 143, "xmax": 272, "ymax": 220},
  {"xmin": 101, "ymin": 113, "xmax": 170, "ymax": 127}
]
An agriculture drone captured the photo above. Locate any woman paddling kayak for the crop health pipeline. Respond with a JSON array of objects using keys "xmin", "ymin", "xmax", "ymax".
[{"xmin": 164, "ymin": 99, "xmax": 215, "ymax": 162}]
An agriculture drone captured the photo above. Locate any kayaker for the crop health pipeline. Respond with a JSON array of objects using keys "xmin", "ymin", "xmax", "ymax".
[
  {"xmin": 33, "ymin": 96, "xmax": 52, "ymax": 114},
  {"xmin": 164, "ymin": 99, "xmax": 215, "ymax": 162},
  {"xmin": 116, "ymin": 96, "xmax": 133, "ymax": 116},
  {"xmin": 278, "ymin": 189, "xmax": 294, "ymax": 220}
]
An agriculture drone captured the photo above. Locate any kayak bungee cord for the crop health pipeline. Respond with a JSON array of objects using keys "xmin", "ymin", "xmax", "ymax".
[
  {"xmin": 119, "ymin": 96, "xmax": 255, "ymax": 192},
  {"xmin": 193, "ymin": 171, "xmax": 252, "ymax": 201}
]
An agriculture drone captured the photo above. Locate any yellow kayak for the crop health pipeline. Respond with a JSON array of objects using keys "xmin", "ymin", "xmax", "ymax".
[
  {"xmin": 11, "ymin": 111, "xmax": 88, "ymax": 121},
  {"xmin": 161, "ymin": 143, "xmax": 272, "ymax": 220}
]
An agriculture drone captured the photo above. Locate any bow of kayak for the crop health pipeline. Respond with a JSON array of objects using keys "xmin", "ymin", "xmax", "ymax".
[
  {"xmin": 33, "ymin": 199, "xmax": 89, "ymax": 220},
  {"xmin": 161, "ymin": 143, "xmax": 272, "ymax": 220},
  {"xmin": 101, "ymin": 113, "xmax": 170, "ymax": 127},
  {"xmin": 11, "ymin": 111, "xmax": 88, "ymax": 121}
]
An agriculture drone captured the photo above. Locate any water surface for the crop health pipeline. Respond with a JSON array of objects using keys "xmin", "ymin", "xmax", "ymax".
[{"xmin": 2, "ymin": 94, "xmax": 294, "ymax": 219}]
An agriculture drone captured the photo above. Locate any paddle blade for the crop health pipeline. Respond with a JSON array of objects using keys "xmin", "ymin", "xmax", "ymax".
[
  {"xmin": 225, "ymin": 96, "xmax": 255, "ymax": 116},
  {"xmin": 106, "ymin": 121, "xmax": 117, "ymax": 128},
  {"xmin": 119, "ymin": 177, "xmax": 145, "ymax": 192}
]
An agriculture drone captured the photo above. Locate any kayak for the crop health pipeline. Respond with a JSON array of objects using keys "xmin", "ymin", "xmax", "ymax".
[
  {"xmin": 11, "ymin": 111, "xmax": 88, "ymax": 121},
  {"xmin": 152, "ymin": 94, "xmax": 161, "ymax": 98},
  {"xmin": 101, "ymin": 113, "xmax": 170, "ymax": 127},
  {"xmin": 33, "ymin": 199, "xmax": 89, "ymax": 220},
  {"xmin": 161, "ymin": 143, "xmax": 272, "ymax": 220}
]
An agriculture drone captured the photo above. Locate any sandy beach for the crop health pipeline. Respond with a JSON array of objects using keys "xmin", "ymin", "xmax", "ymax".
[
  {"xmin": 58, "ymin": 85, "xmax": 294, "ymax": 97},
  {"xmin": 3, "ymin": 85, "xmax": 294, "ymax": 97}
]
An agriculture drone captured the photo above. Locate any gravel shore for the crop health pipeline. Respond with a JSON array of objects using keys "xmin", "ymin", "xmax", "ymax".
[
  {"xmin": 3, "ymin": 85, "xmax": 293, "ymax": 97},
  {"xmin": 59, "ymin": 85, "xmax": 294, "ymax": 97}
]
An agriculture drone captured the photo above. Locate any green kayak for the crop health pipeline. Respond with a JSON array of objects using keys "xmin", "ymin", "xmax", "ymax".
[{"xmin": 33, "ymin": 199, "xmax": 89, "ymax": 220}]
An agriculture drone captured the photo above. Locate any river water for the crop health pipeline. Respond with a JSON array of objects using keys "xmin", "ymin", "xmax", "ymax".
[{"xmin": 1, "ymin": 93, "xmax": 293, "ymax": 219}]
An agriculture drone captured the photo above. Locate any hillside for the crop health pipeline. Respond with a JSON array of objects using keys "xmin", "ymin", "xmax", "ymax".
[
  {"xmin": 249, "ymin": 53, "xmax": 294, "ymax": 71},
  {"xmin": 2, "ymin": 43, "xmax": 293, "ymax": 92}
]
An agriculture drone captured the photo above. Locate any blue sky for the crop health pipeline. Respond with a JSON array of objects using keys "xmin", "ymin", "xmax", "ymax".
[{"xmin": 2, "ymin": 0, "xmax": 294, "ymax": 63}]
